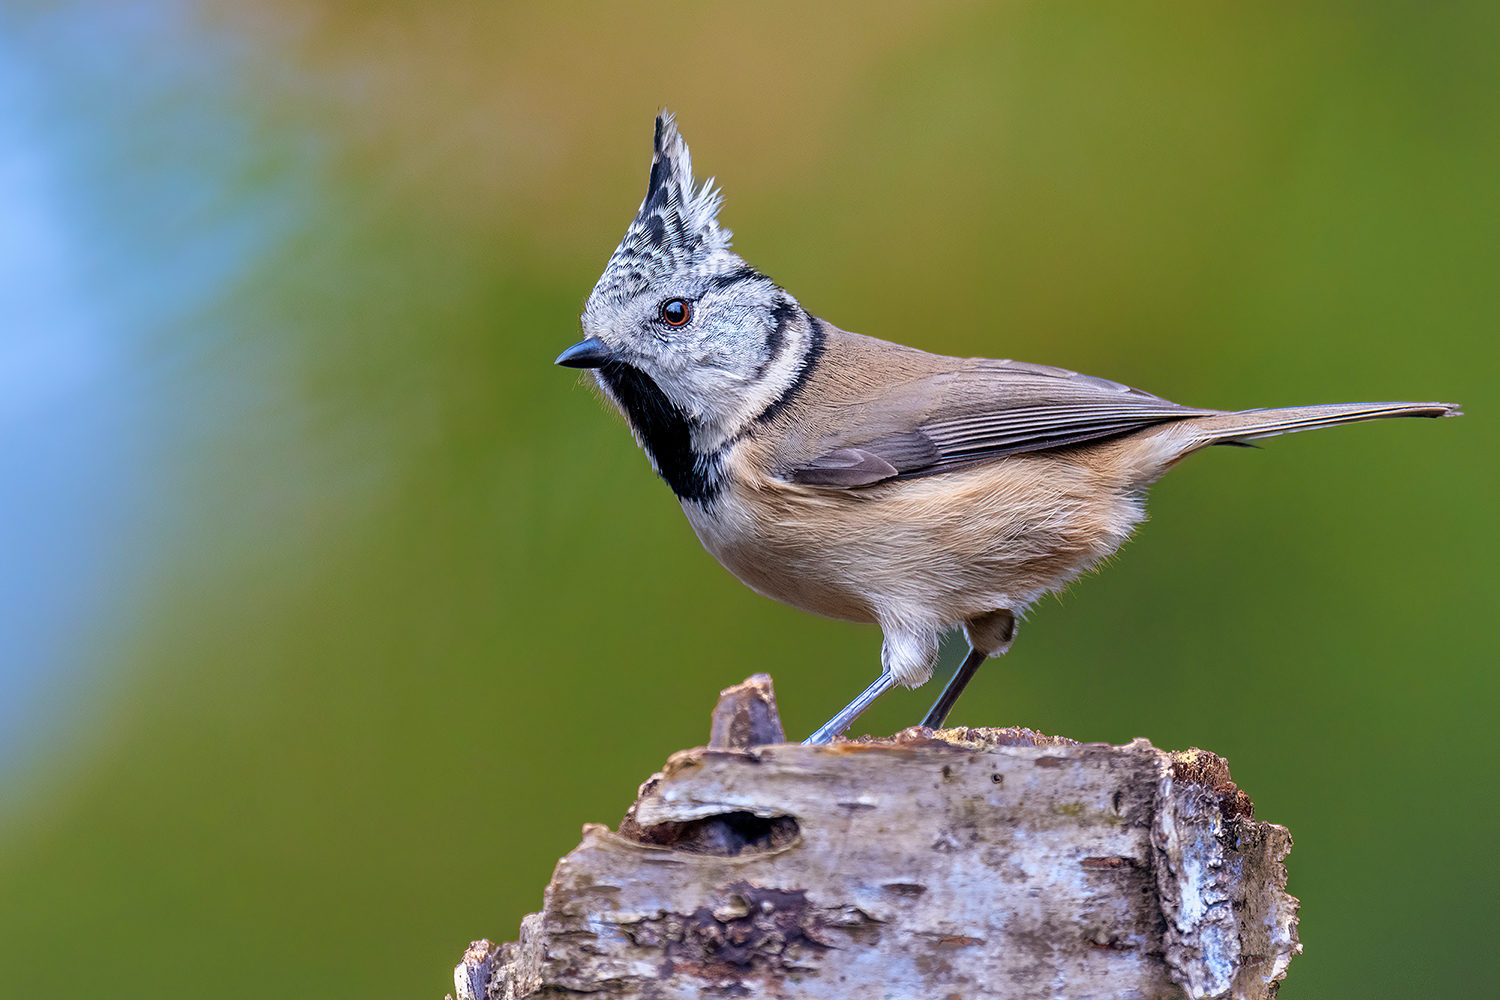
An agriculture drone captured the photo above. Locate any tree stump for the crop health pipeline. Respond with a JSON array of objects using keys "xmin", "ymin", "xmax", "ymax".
[{"xmin": 453, "ymin": 675, "xmax": 1299, "ymax": 999}]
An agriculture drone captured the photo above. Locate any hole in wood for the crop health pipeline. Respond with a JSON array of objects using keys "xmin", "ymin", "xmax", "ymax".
[{"xmin": 621, "ymin": 810, "xmax": 800, "ymax": 856}]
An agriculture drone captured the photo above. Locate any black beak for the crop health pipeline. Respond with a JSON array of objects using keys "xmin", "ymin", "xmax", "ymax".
[{"xmin": 555, "ymin": 337, "xmax": 615, "ymax": 369}]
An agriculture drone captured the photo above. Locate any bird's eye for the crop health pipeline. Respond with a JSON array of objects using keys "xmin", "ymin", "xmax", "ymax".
[{"xmin": 659, "ymin": 298, "xmax": 692, "ymax": 327}]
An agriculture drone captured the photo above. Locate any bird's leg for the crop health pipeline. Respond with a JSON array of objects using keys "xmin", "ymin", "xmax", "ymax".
[
  {"xmin": 919, "ymin": 646, "xmax": 988, "ymax": 730},
  {"xmin": 803, "ymin": 670, "xmax": 899, "ymax": 745}
]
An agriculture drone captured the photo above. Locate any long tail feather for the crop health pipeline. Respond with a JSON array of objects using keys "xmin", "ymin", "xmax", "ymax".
[{"xmin": 1157, "ymin": 401, "xmax": 1461, "ymax": 452}]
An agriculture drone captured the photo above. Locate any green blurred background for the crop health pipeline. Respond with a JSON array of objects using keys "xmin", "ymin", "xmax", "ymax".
[{"xmin": 1, "ymin": 1, "xmax": 1494, "ymax": 996}]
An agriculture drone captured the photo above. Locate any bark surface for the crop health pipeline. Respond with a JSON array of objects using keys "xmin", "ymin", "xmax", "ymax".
[{"xmin": 455, "ymin": 676, "xmax": 1299, "ymax": 1000}]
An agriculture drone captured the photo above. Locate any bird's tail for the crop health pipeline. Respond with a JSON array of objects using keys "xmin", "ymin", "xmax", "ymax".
[{"xmin": 1149, "ymin": 400, "xmax": 1461, "ymax": 454}]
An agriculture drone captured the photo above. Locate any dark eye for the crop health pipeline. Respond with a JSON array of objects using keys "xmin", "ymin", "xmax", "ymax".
[{"xmin": 659, "ymin": 298, "xmax": 691, "ymax": 327}]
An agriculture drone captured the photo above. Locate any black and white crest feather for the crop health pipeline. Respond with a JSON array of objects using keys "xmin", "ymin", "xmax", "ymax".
[{"xmin": 589, "ymin": 113, "xmax": 734, "ymax": 304}]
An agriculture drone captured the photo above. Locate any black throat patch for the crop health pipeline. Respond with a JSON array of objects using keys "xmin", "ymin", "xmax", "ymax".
[{"xmin": 598, "ymin": 361, "xmax": 722, "ymax": 503}]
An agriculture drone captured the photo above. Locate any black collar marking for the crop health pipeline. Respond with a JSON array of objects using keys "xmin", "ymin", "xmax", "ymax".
[{"xmin": 753, "ymin": 311, "xmax": 826, "ymax": 427}]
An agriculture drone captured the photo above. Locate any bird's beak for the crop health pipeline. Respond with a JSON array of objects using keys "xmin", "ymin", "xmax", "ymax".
[{"xmin": 555, "ymin": 337, "xmax": 615, "ymax": 369}]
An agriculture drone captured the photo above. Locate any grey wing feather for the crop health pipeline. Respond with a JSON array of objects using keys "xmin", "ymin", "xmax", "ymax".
[
  {"xmin": 792, "ymin": 448, "xmax": 903, "ymax": 487},
  {"xmin": 922, "ymin": 402, "xmax": 1210, "ymax": 462},
  {"xmin": 792, "ymin": 358, "xmax": 1217, "ymax": 485}
]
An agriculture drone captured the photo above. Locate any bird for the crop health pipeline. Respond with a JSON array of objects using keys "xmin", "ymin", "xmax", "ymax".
[{"xmin": 556, "ymin": 113, "xmax": 1460, "ymax": 745}]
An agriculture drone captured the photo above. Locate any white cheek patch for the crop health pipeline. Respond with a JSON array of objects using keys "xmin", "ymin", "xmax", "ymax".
[{"xmin": 684, "ymin": 314, "xmax": 811, "ymax": 456}]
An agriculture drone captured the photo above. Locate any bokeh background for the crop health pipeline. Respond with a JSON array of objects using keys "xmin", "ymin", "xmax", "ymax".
[{"xmin": 1, "ymin": 1, "xmax": 1494, "ymax": 996}]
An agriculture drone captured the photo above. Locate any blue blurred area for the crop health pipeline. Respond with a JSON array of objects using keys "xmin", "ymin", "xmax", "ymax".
[
  {"xmin": 0, "ymin": 9, "xmax": 151, "ymax": 771},
  {"xmin": 0, "ymin": 1, "xmax": 298, "ymax": 771}
]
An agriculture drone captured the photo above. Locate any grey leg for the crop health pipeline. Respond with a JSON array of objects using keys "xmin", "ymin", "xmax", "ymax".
[
  {"xmin": 803, "ymin": 671, "xmax": 899, "ymax": 745},
  {"xmin": 919, "ymin": 646, "xmax": 987, "ymax": 730}
]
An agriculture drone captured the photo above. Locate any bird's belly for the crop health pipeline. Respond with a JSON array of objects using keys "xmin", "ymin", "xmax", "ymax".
[{"xmin": 682, "ymin": 455, "xmax": 1147, "ymax": 628}]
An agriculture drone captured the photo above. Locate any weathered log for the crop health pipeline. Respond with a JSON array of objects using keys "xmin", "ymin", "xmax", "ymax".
[{"xmin": 455, "ymin": 675, "xmax": 1299, "ymax": 999}]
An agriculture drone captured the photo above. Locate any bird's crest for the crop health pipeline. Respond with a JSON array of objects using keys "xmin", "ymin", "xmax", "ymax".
[{"xmin": 590, "ymin": 113, "xmax": 734, "ymax": 303}]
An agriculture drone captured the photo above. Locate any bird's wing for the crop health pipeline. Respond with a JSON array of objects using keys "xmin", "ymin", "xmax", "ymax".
[{"xmin": 790, "ymin": 358, "xmax": 1217, "ymax": 487}]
